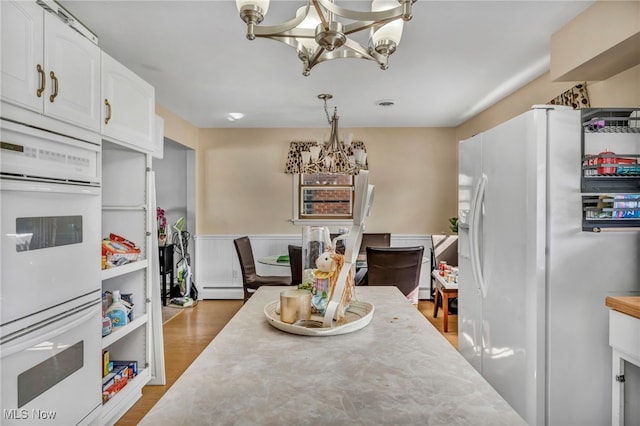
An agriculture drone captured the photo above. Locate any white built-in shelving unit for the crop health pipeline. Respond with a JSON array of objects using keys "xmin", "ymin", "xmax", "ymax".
[{"xmin": 100, "ymin": 141, "xmax": 154, "ymax": 425}]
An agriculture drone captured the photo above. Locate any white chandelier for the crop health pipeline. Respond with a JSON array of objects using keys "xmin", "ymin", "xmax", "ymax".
[
  {"xmin": 236, "ymin": 0, "xmax": 416, "ymax": 76},
  {"xmin": 299, "ymin": 94, "xmax": 366, "ymax": 175}
]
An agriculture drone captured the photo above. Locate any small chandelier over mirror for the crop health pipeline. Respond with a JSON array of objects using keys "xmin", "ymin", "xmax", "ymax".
[
  {"xmin": 298, "ymin": 94, "xmax": 366, "ymax": 175},
  {"xmin": 236, "ymin": 0, "xmax": 416, "ymax": 76}
]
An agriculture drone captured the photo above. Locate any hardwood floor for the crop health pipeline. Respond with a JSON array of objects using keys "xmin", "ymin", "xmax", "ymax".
[
  {"xmin": 419, "ymin": 299, "xmax": 459, "ymax": 348},
  {"xmin": 115, "ymin": 298, "xmax": 457, "ymax": 425}
]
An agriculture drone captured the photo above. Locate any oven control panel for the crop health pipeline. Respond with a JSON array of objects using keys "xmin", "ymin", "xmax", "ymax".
[{"xmin": 0, "ymin": 120, "xmax": 100, "ymax": 186}]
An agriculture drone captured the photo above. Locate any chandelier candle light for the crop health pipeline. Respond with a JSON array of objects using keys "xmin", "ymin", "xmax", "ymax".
[
  {"xmin": 299, "ymin": 94, "xmax": 366, "ymax": 175},
  {"xmin": 236, "ymin": 0, "xmax": 416, "ymax": 76}
]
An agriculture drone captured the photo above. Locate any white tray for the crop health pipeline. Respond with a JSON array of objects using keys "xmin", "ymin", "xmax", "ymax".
[{"xmin": 264, "ymin": 300, "xmax": 374, "ymax": 336}]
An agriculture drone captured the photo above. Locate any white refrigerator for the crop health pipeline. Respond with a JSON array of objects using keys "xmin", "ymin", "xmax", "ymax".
[{"xmin": 458, "ymin": 105, "xmax": 640, "ymax": 426}]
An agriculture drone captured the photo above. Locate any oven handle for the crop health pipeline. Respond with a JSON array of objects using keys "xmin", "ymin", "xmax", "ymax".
[
  {"xmin": 0, "ymin": 179, "xmax": 100, "ymax": 195},
  {"xmin": 0, "ymin": 302, "xmax": 100, "ymax": 358}
]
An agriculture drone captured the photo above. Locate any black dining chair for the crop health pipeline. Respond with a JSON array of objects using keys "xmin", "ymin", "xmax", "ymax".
[
  {"xmin": 354, "ymin": 233, "xmax": 391, "ymax": 285},
  {"xmin": 288, "ymin": 244, "xmax": 303, "ymax": 287},
  {"xmin": 359, "ymin": 233, "xmax": 391, "ymax": 255},
  {"xmin": 366, "ymin": 246, "xmax": 425, "ymax": 305},
  {"xmin": 233, "ymin": 236, "xmax": 291, "ymax": 303},
  {"xmin": 329, "ymin": 233, "xmax": 346, "ymax": 254}
]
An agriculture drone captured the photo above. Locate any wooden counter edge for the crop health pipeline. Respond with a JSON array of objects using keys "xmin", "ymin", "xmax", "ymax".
[{"xmin": 605, "ymin": 296, "xmax": 640, "ymax": 320}]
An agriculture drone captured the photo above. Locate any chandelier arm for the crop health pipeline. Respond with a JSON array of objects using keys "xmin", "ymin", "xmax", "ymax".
[
  {"xmin": 342, "ymin": 38, "xmax": 377, "ymax": 60},
  {"xmin": 248, "ymin": 35, "xmax": 377, "ymax": 75},
  {"xmin": 312, "ymin": 48, "xmax": 375, "ymax": 62},
  {"xmin": 315, "ymin": 0, "xmax": 413, "ymax": 24},
  {"xmin": 312, "ymin": 0, "xmax": 330, "ymax": 32},
  {"xmin": 305, "ymin": 45, "xmax": 379, "ymax": 74},
  {"xmin": 249, "ymin": 2, "xmax": 412, "ymax": 38},
  {"xmin": 342, "ymin": 15, "xmax": 404, "ymax": 36},
  {"xmin": 307, "ymin": 46, "xmax": 327, "ymax": 70},
  {"xmin": 253, "ymin": 35, "xmax": 311, "ymax": 56},
  {"xmin": 249, "ymin": 4, "xmax": 309, "ymax": 37}
]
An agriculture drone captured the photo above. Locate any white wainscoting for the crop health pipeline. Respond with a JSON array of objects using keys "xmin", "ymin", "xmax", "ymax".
[{"xmin": 194, "ymin": 234, "xmax": 433, "ymax": 300}]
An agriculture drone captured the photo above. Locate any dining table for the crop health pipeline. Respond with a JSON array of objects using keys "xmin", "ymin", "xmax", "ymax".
[
  {"xmin": 139, "ymin": 286, "xmax": 525, "ymax": 425},
  {"xmin": 257, "ymin": 255, "xmax": 291, "ymax": 267},
  {"xmin": 258, "ymin": 254, "xmax": 369, "ymax": 269}
]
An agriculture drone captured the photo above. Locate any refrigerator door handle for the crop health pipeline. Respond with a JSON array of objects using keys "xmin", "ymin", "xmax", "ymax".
[
  {"xmin": 470, "ymin": 174, "xmax": 487, "ymax": 298},
  {"xmin": 468, "ymin": 177, "xmax": 481, "ymax": 295}
]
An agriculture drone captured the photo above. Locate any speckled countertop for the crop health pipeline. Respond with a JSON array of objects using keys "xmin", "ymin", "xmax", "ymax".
[{"xmin": 139, "ymin": 286, "xmax": 525, "ymax": 426}]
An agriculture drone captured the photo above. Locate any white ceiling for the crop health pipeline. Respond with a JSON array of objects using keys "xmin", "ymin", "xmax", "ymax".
[{"xmin": 59, "ymin": 0, "xmax": 594, "ymax": 129}]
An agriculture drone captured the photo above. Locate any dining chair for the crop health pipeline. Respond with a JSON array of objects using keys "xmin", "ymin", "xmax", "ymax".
[
  {"xmin": 288, "ymin": 244, "xmax": 303, "ymax": 286},
  {"xmin": 359, "ymin": 233, "xmax": 391, "ymax": 255},
  {"xmin": 366, "ymin": 246, "xmax": 425, "ymax": 305},
  {"xmin": 233, "ymin": 236, "xmax": 291, "ymax": 303},
  {"xmin": 354, "ymin": 233, "xmax": 391, "ymax": 286},
  {"xmin": 329, "ymin": 233, "xmax": 346, "ymax": 254}
]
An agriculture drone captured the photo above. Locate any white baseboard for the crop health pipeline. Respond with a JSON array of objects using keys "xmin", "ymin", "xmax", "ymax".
[{"xmin": 199, "ymin": 287, "xmax": 243, "ymax": 300}]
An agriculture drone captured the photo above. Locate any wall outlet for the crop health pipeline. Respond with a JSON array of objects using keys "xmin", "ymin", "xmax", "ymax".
[{"xmin": 232, "ymin": 270, "xmax": 239, "ymax": 279}]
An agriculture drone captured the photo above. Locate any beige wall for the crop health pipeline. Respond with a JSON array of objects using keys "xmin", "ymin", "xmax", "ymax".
[
  {"xmin": 587, "ymin": 64, "xmax": 640, "ymax": 108},
  {"xmin": 550, "ymin": 0, "xmax": 640, "ymax": 81},
  {"xmin": 196, "ymin": 127, "xmax": 457, "ymax": 235},
  {"xmin": 155, "ymin": 103, "xmax": 198, "ymax": 150},
  {"xmin": 455, "ymin": 64, "xmax": 640, "ymax": 142}
]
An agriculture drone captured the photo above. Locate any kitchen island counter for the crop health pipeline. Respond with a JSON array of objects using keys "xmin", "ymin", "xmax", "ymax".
[{"xmin": 139, "ymin": 286, "xmax": 525, "ymax": 425}]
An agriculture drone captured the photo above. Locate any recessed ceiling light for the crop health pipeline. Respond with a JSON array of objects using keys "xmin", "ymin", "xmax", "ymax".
[
  {"xmin": 375, "ymin": 99, "xmax": 396, "ymax": 107},
  {"xmin": 226, "ymin": 112, "xmax": 244, "ymax": 121}
]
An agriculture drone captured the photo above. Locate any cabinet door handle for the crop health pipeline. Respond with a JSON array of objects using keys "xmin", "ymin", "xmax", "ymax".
[
  {"xmin": 104, "ymin": 99, "xmax": 112, "ymax": 124},
  {"xmin": 49, "ymin": 71, "xmax": 58, "ymax": 102},
  {"xmin": 36, "ymin": 64, "xmax": 45, "ymax": 97}
]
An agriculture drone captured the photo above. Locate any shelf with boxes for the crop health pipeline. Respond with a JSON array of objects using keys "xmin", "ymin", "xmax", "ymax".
[
  {"xmin": 581, "ymin": 108, "xmax": 640, "ymax": 232},
  {"xmin": 101, "ymin": 355, "xmax": 141, "ymax": 404}
]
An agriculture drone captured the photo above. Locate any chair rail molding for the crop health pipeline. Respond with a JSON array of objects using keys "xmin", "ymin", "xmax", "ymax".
[{"xmin": 194, "ymin": 234, "xmax": 433, "ymax": 300}]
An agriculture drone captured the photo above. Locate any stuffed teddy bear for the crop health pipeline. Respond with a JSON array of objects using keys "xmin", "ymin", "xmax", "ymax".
[
  {"xmin": 311, "ymin": 251, "xmax": 355, "ymax": 323},
  {"xmin": 311, "ymin": 251, "xmax": 337, "ymax": 314}
]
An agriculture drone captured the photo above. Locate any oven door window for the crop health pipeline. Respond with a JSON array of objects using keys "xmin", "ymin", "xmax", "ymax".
[
  {"xmin": 18, "ymin": 341, "xmax": 83, "ymax": 408},
  {"xmin": 15, "ymin": 216, "xmax": 82, "ymax": 252}
]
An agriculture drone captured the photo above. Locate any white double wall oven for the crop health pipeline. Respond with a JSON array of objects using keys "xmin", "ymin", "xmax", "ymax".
[{"xmin": 0, "ymin": 119, "xmax": 102, "ymax": 425}]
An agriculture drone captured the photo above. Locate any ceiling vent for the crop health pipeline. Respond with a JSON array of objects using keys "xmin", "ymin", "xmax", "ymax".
[{"xmin": 375, "ymin": 99, "xmax": 396, "ymax": 107}]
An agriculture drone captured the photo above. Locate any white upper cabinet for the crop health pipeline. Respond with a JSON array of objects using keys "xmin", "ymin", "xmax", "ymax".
[
  {"xmin": 0, "ymin": 1, "xmax": 43, "ymax": 112},
  {"xmin": 43, "ymin": 12, "xmax": 101, "ymax": 131},
  {"xmin": 0, "ymin": 0, "xmax": 101, "ymax": 132},
  {"xmin": 101, "ymin": 51, "xmax": 155, "ymax": 152}
]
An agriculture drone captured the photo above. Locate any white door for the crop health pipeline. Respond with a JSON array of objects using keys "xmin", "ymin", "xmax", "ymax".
[
  {"xmin": 477, "ymin": 110, "xmax": 541, "ymax": 424},
  {"xmin": 545, "ymin": 108, "xmax": 624, "ymax": 426},
  {"xmin": 0, "ymin": 181, "xmax": 101, "ymax": 329},
  {"xmin": 101, "ymin": 52, "xmax": 155, "ymax": 151},
  {"xmin": 0, "ymin": 0, "xmax": 44, "ymax": 112},
  {"xmin": 458, "ymin": 133, "xmax": 484, "ymax": 373},
  {"xmin": 43, "ymin": 12, "xmax": 101, "ymax": 132},
  {"xmin": 0, "ymin": 300, "xmax": 102, "ymax": 426}
]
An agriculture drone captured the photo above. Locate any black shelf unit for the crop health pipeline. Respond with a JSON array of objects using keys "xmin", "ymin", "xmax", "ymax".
[
  {"xmin": 158, "ymin": 243, "xmax": 175, "ymax": 305},
  {"xmin": 581, "ymin": 108, "xmax": 640, "ymax": 232}
]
